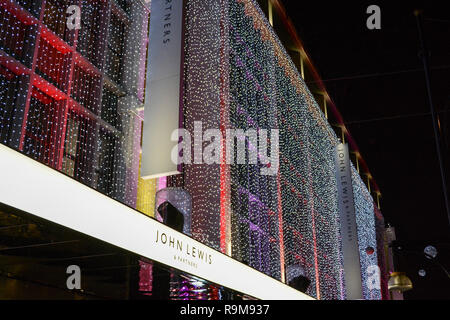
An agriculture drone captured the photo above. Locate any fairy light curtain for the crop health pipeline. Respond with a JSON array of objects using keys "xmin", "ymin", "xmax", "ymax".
[
  {"xmin": 226, "ymin": 0, "xmax": 346, "ymax": 299},
  {"xmin": 352, "ymin": 166, "xmax": 382, "ymax": 300}
]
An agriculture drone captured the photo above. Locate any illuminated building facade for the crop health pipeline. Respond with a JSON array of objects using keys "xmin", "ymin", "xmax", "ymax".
[
  {"xmin": 0, "ymin": 0, "xmax": 146, "ymax": 207},
  {"xmin": 0, "ymin": 0, "xmax": 389, "ymax": 300}
]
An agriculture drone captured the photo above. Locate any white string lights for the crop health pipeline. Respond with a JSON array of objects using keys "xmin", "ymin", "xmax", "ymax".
[
  {"xmin": 182, "ymin": 0, "xmax": 382, "ymax": 300},
  {"xmin": 352, "ymin": 166, "xmax": 382, "ymax": 300}
]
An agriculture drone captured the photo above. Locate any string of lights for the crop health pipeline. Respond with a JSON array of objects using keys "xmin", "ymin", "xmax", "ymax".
[{"xmin": 0, "ymin": 0, "xmax": 147, "ymax": 207}]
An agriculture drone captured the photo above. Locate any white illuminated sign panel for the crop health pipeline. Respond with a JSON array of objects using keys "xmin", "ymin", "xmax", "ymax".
[{"xmin": 0, "ymin": 144, "xmax": 314, "ymax": 300}]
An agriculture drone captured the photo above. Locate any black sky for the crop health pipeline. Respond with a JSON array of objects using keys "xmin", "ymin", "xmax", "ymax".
[{"xmin": 281, "ymin": 0, "xmax": 450, "ymax": 299}]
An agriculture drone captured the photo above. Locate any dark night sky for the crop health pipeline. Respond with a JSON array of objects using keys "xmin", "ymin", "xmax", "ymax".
[{"xmin": 281, "ymin": 0, "xmax": 450, "ymax": 299}]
